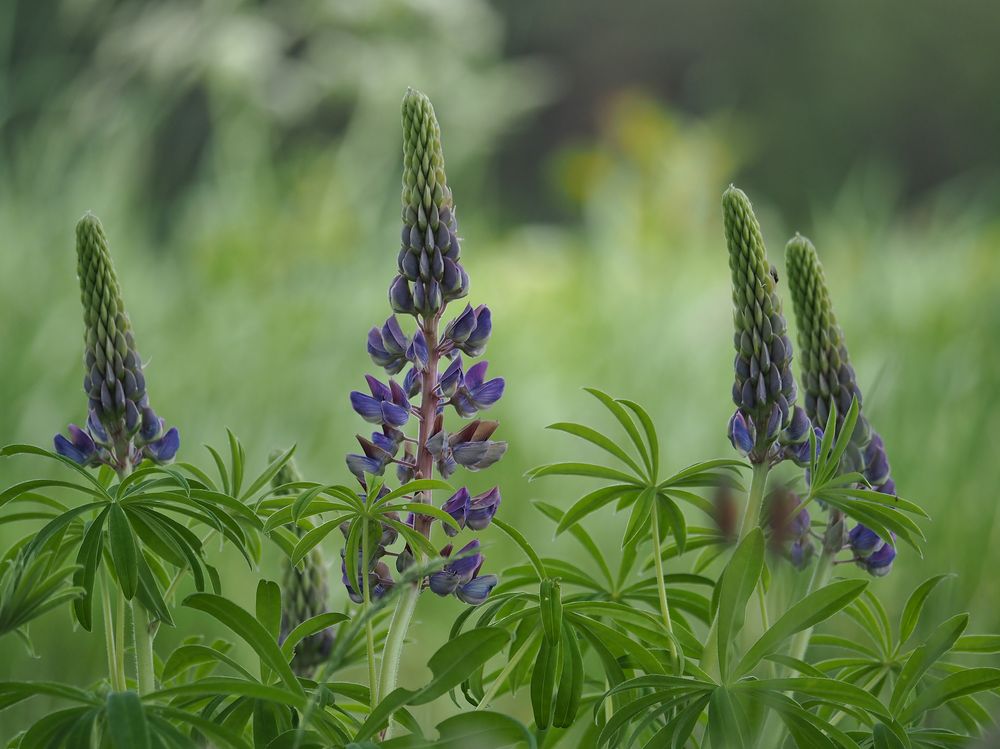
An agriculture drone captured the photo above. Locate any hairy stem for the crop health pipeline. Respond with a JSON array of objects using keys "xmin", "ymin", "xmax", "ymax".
[
  {"xmin": 474, "ymin": 634, "xmax": 536, "ymax": 711},
  {"xmin": 101, "ymin": 569, "xmax": 126, "ymax": 692},
  {"xmin": 378, "ymin": 315, "xmax": 441, "ymax": 736},
  {"xmin": 133, "ymin": 603, "xmax": 156, "ymax": 694},
  {"xmin": 649, "ymin": 497, "xmax": 680, "ymax": 666},
  {"xmin": 362, "ymin": 519, "xmax": 378, "ymax": 709},
  {"xmin": 700, "ymin": 460, "xmax": 770, "ymax": 681}
]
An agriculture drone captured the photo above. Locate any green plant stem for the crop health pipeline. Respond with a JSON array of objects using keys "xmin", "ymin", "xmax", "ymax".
[
  {"xmin": 101, "ymin": 570, "xmax": 126, "ymax": 692},
  {"xmin": 377, "ymin": 582, "xmax": 419, "ymax": 726},
  {"xmin": 361, "ymin": 520, "xmax": 378, "ymax": 709},
  {"xmin": 116, "ymin": 580, "xmax": 127, "ymax": 688},
  {"xmin": 474, "ymin": 634, "xmax": 536, "ymax": 711},
  {"xmin": 786, "ymin": 541, "xmax": 835, "ymax": 664},
  {"xmin": 649, "ymin": 497, "xmax": 678, "ymax": 664},
  {"xmin": 700, "ymin": 460, "xmax": 770, "ymax": 681},
  {"xmin": 133, "ymin": 603, "xmax": 156, "ymax": 694}
]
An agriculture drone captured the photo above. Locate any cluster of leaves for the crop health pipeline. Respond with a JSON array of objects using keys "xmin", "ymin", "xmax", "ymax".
[{"xmin": 0, "ymin": 400, "xmax": 997, "ymax": 747}]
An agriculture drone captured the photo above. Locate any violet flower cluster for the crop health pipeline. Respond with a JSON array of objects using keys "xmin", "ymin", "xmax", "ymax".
[
  {"xmin": 342, "ymin": 89, "xmax": 505, "ymax": 606},
  {"xmin": 54, "ymin": 214, "xmax": 178, "ymax": 474}
]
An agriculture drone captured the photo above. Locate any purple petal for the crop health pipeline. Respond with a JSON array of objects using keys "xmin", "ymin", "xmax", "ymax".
[
  {"xmin": 466, "ymin": 487, "xmax": 501, "ymax": 530},
  {"xmin": 54, "ymin": 434, "xmax": 90, "ymax": 465},
  {"xmin": 350, "ymin": 392, "xmax": 384, "ymax": 423},
  {"xmin": 455, "ymin": 574, "xmax": 498, "ymax": 605},
  {"xmin": 145, "ymin": 428, "xmax": 180, "ymax": 463},
  {"xmin": 380, "ymin": 402, "xmax": 410, "ymax": 428},
  {"xmin": 346, "ymin": 454, "xmax": 384, "ymax": 480},
  {"xmin": 428, "ymin": 571, "xmax": 461, "ymax": 596},
  {"xmin": 445, "ymin": 305, "xmax": 477, "ymax": 344},
  {"xmin": 407, "ymin": 330, "xmax": 429, "ymax": 371},
  {"xmin": 470, "ymin": 378, "xmax": 505, "ymax": 410},
  {"xmin": 848, "ymin": 524, "xmax": 884, "ymax": 556},
  {"xmin": 365, "ymin": 375, "xmax": 392, "ymax": 401}
]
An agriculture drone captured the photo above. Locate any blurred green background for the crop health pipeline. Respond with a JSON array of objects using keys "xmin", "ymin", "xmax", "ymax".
[{"xmin": 2, "ymin": 0, "xmax": 1000, "ymax": 738}]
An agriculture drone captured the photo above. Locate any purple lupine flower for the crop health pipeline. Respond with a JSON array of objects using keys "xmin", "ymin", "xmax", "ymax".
[
  {"xmin": 350, "ymin": 375, "xmax": 410, "ymax": 428},
  {"xmin": 428, "ymin": 540, "xmax": 495, "ymax": 606},
  {"xmin": 407, "ymin": 330, "xmax": 429, "ymax": 372},
  {"xmin": 427, "ymin": 420, "xmax": 507, "ymax": 479},
  {"xmin": 466, "ymin": 487, "xmax": 501, "ymax": 530},
  {"xmin": 766, "ymin": 488, "xmax": 813, "ymax": 569},
  {"xmin": 789, "ymin": 538, "xmax": 815, "ymax": 570},
  {"xmin": 437, "ymin": 356, "xmax": 464, "ymax": 399},
  {"xmin": 453, "ymin": 305, "xmax": 492, "ymax": 357},
  {"xmin": 444, "ymin": 304, "xmax": 478, "ymax": 345},
  {"xmin": 340, "ymin": 90, "xmax": 507, "ymax": 616},
  {"xmin": 727, "ymin": 410, "xmax": 755, "ymax": 456},
  {"xmin": 450, "ymin": 361, "xmax": 505, "ymax": 418},
  {"xmin": 455, "ymin": 572, "xmax": 499, "ymax": 605},
  {"xmin": 857, "ymin": 540, "xmax": 895, "ymax": 577},
  {"xmin": 368, "ymin": 317, "xmax": 411, "ymax": 375},
  {"xmin": 848, "ymin": 524, "xmax": 885, "ymax": 557},
  {"xmin": 59, "ymin": 214, "xmax": 179, "ymax": 474},
  {"xmin": 441, "ymin": 487, "xmax": 471, "ymax": 537},
  {"xmin": 864, "ymin": 433, "xmax": 891, "ymax": 487},
  {"xmin": 53, "ymin": 424, "xmax": 99, "ymax": 466}
]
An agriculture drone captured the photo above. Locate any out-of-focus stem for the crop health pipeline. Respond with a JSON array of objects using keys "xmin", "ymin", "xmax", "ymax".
[
  {"xmin": 101, "ymin": 569, "xmax": 126, "ymax": 692},
  {"xmin": 649, "ymin": 498, "xmax": 679, "ymax": 664},
  {"xmin": 362, "ymin": 519, "xmax": 378, "ymax": 708},
  {"xmin": 700, "ymin": 461, "xmax": 770, "ymax": 681},
  {"xmin": 133, "ymin": 603, "xmax": 156, "ymax": 694}
]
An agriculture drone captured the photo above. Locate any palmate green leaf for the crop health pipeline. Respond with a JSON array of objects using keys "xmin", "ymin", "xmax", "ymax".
[
  {"xmin": 656, "ymin": 492, "xmax": 687, "ymax": 555},
  {"xmin": 492, "ymin": 517, "xmax": 546, "ymax": 581},
  {"xmin": 289, "ymin": 515, "xmax": 353, "ymax": 566},
  {"xmin": 382, "ymin": 711, "xmax": 536, "ymax": 749},
  {"xmin": 71, "ymin": 509, "xmax": 106, "ymax": 629},
  {"xmin": 106, "ymin": 691, "xmax": 150, "ymax": 749},
  {"xmin": 182, "ymin": 593, "xmax": 303, "ymax": 695},
  {"xmin": 526, "ymin": 461, "xmax": 643, "ymax": 486},
  {"xmin": 531, "ymin": 501, "xmax": 614, "ymax": 588},
  {"xmin": 708, "ymin": 687, "xmax": 747, "ymax": 748},
  {"xmin": 546, "ymin": 421, "xmax": 645, "ymax": 476},
  {"xmin": 554, "ymin": 484, "xmax": 641, "ymax": 535},
  {"xmin": 739, "ymin": 677, "xmax": 890, "ymax": 718},
  {"xmin": 108, "ymin": 504, "xmax": 139, "ymax": 600},
  {"xmin": 872, "ymin": 723, "xmax": 909, "ymax": 749},
  {"xmin": 953, "ymin": 635, "xmax": 1000, "ymax": 654},
  {"xmin": 256, "ymin": 580, "xmax": 282, "ymax": 641},
  {"xmin": 161, "ymin": 643, "xmax": 256, "ymax": 682},
  {"xmin": 733, "ymin": 579, "xmax": 868, "ymax": 678},
  {"xmin": 751, "ymin": 690, "xmax": 859, "ymax": 749},
  {"xmin": 899, "ymin": 575, "xmax": 954, "ymax": 645},
  {"xmin": 890, "ymin": 614, "xmax": 969, "ymax": 714},
  {"xmin": 0, "ymin": 680, "xmax": 98, "ymax": 710},
  {"xmin": 0, "ymin": 444, "xmax": 110, "ymax": 495},
  {"xmin": 354, "ymin": 628, "xmax": 511, "ymax": 742},
  {"xmin": 280, "ymin": 612, "xmax": 349, "ymax": 663},
  {"xmin": 583, "ymin": 387, "xmax": 652, "ymax": 477},
  {"xmin": 552, "ymin": 622, "xmax": 584, "ymax": 728},
  {"xmin": 622, "ymin": 487, "xmax": 654, "ymax": 547},
  {"xmin": 715, "ymin": 528, "xmax": 764, "ymax": 678},
  {"xmin": 373, "ymin": 479, "xmax": 454, "ymax": 507},
  {"xmin": 18, "ymin": 705, "xmax": 97, "ymax": 748},
  {"xmin": 240, "ymin": 444, "xmax": 296, "ymax": 502},
  {"xmin": 619, "ymin": 399, "xmax": 659, "ymax": 480}
]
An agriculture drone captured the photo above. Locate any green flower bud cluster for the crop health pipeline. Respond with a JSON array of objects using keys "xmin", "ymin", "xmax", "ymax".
[
  {"xmin": 391, "ymin": 89, "xmax": 469, "ymax": 319},
  {"xmin": 274, "ymin": 453, "xmax": 334, "ymax": 677},
  {"xmin": 723, "ymin": 187, "xmax": 799, "ymax": 460}
]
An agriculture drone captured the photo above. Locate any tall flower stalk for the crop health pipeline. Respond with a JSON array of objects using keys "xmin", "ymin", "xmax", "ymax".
[
  {"xmin": 57, "ymin": 214, "xmax": 179, "ymax": 695},
  {"xmin": 784, "ymin": 233, "xmax": 898, "ymax": 664},
  {"xmin": 342, "ymin": 89, "xmax": 505, "ymax": 717},
  {"xmin": 703, "ymin": 186, "xmax": 809, "ymax": 677}
]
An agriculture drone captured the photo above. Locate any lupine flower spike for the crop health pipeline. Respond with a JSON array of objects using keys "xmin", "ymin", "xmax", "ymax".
[
  {"xmin": 342, "ymin": 89, "xmax": 505, "ymax": 609},
  {"xmin": 54, "ymin": 213, "xmax": 178, "ymax": 474},
  {"xmin": 722, "ymin": 186, "xmax": 808, "ymax": 465},
  {"xmin": 275, "ymin": 453, "xmax": 334, "ymax": 676},
  {"xmin": 786, "ymin": 234, "xmax": 896, "ymax": 576}
]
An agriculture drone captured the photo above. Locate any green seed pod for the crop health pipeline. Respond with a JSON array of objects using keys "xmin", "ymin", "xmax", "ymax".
[
  {"xmin": 785, "ymin": 234, "xmax": 872, "ymax": 465},
  {"xmin": 539, "ymin": 578, "xmax": 562, "ymax": 646},
  {"xmin": 274, "ymin": 452, "xmax": 334, "ymax": 677},
  {"xmin": 722, "ymin": 187, "xmax": 798, "ymax": 455}
]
